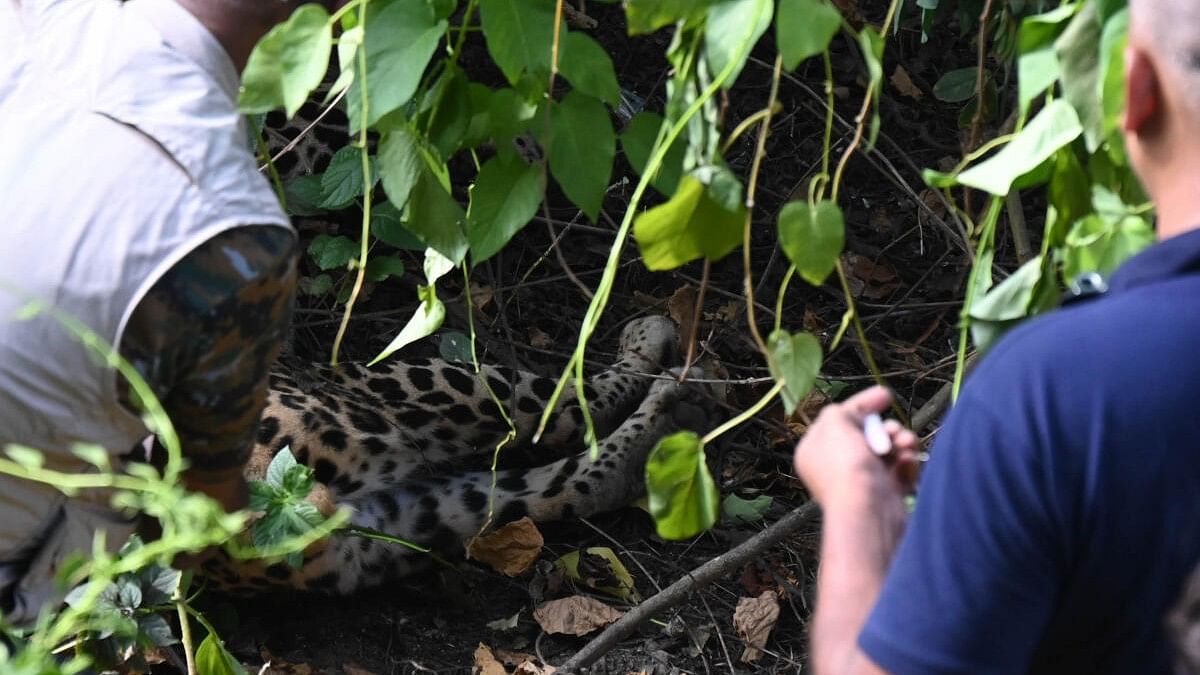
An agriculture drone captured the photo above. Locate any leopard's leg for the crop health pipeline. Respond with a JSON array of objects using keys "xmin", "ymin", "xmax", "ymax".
[
  {"xmin": 248, "ymin": 316, "xmax": 680, "ymax": 497},
  {"xmin": 236, "ymin": 374, "xmax": 711, "ymax": 594}
]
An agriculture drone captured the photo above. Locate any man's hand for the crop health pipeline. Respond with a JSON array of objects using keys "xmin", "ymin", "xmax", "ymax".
[{"xmin": 793, "ymin": 386, "xmax": 921, "ymax": 509}]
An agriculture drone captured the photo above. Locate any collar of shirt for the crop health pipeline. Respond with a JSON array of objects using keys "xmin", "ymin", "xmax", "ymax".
[
  {"xmin": 125, "ymin": 0, "xmax": 241, "ymax": 104},
  {"xmin": 1107, "ymin": 228, "xmax": 1200, "ymax": 294}
]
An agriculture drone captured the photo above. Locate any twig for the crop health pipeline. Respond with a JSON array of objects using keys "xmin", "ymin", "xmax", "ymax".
[
  {"xmin": 1006, "ymin": 190, "xmax": 1033, "ymax": 264},
  {"xmin": 556, "ymin": 503, "xmax": 820, "ymax": 673}
]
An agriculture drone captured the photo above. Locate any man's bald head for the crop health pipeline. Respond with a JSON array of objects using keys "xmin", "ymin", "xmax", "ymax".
[{"xmin": 1130, "ymin": 0, "xmax": 1200, "ymax": 106}]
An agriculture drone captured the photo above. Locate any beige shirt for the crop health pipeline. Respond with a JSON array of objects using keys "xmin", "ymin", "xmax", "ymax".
[{"xmin": 0, "ymin": 0, "xmax": 290, "ymax": 624}]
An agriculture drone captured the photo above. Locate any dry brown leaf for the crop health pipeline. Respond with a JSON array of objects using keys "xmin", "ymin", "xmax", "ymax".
[
  {"xmin": 667, "ymin": 286, "xmax": 699, "ymax": 344},
  {"xmin": 890, "ymin": 66, "xmax": 923, "ymax": 99},
  {"xmin": 844, "ymin": 253, "xmax": 901, "ymax": 300},
  {"xmin": 471, "ymin": 282, "xmax": 495, "ymax": 311},
  {"xmin": 513, "ymin": 661, "xmax": 557, "ymax": 675},
  {"xmin": 343, "ymin": 664, "xmax": 376, "ymax": 675},
  {"xmin": 733, "ymin": 591, "xmax": 781, "ymax": 663},
  {"xmin": 529, "ymin": 328, "xmax": 553, "ymax": 350},
  {"xmin": 495, "ymin": 649, "xmax": 537, "ymax": 667},
  {"xmin": 533, "ymin": 595, "xmax": 624, "ymax": 636},
  {"xmin": 919, "ymin": 188, "xmax": 947, "ymax": 217},
  {"xmin": 632, "ymin": 290, "xmax": 667, "ymax": 310},
  {"xmin": 706, "ymin": 300, "xmax": 741, "ymax": 324},
  {"xmin": 474, "ymin": 644, "xmax": 508, "ymax": 675},
  {"xmin": 467, "ymin": 517, "xmax": 545, "ymax": 577}
]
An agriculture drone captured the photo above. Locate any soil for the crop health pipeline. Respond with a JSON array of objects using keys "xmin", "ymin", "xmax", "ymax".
[{"xmin": 204, "ymin": 1, "xmax": 1030, "ymax": 673}]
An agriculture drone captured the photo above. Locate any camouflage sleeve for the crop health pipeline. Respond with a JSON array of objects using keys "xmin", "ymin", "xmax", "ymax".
[{"xmin": 118, "ymin": 225, "xmax": 297, "ymax": 483}]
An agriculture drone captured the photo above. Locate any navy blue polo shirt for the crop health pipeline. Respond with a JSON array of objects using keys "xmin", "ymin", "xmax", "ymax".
[{"xmin": 859, "ymin": 230, "xmax": 1200, "ymax": 674}]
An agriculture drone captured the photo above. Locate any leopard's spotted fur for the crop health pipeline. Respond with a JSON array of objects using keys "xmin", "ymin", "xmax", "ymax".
[{"xmin": 204, "ymin": 316, "xmax": 713, "ymax": 593}]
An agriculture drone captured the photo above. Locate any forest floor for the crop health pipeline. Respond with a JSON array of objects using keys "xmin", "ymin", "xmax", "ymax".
[{"xmin": 205, "ymin": 0, "xmax": 1024, "ymax": 672}]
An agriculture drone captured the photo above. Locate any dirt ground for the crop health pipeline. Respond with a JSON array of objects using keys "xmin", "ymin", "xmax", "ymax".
[{"xmin": 205, "ymin": 1, "xmax": 1022, "ymax": 672}]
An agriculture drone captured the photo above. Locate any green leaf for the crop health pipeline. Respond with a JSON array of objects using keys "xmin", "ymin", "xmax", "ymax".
[
  {"xmin": 968, "ymin": 256, "xmax": 1056, "ymax": 351},
  {"xmin": 776, "ymin": 199, "xmax": 844, "ymax": 286},
  {"xmin": 721, "ymin": 493, "xmax": 772, "ymax": 523},
  {"xmin": 404, "ymin": 170, "xmax": 470, "ymax": 264},
  {"xmin": 238, "ymin": 4, "xmax": 332, "ymax": 118},
  {"xmin": 307, "ymin": 234, "xmax": 359, "ymax": 271},
  {"xmin": 633, "ymin": 175, "xmax": 745, "ymax": 271},
  {"xmin": 71, "ymin": 443, "xmax": 111, "ymax": 470},
  {"xmin": 766, "ymin": 329, "xmax": 822, "ymax": 415},
  {"xmin": 468, "ymin": 153, "xmax": 545, "ymax": 264},
  {"xmin": 548, "ymin": 91, "xmax": 614, "ymax": 220},
  {"xmin": 138, "ymin": 614, "xmax": 177, "ymax": 647},
  {"xmin": 1063, "ymin": 213, "xmax": 1154, "ymax": 280},
  {"xmin": 559, "ymin": 32, "xmax": 621, "ymax": 105},
  {"xmin": 620, "ymin": 111, "xmax": 685, "ymax": 196},
  {"xmin": 705, "ymin": 0, "xmax": 772, "ymax": 88},
  {"xmin": 281, "ymin": 464, "xmax": 315, "ymax": 498},
  {"xmin": 138, "ymin": 565, "xmax": 181, "ymax": 606},
  {"xmin": 644, "ymin": 431, "xmax": 718, "ymax": 540},
  {"xmin": 488, "ymin": 88, "xmax": 540, "ymax": 142},
  {"xmin": 956, "ymin": 99, "xmax": 1082, "ymax": 196},
  {"xmin": 858, "ymin": 26, "xmax": 884, "ymax": 99},
  {"xmin": 266, "ymin": 447, "xmax": 298, "ymax": 489},
  {"xmin": 1017, "ymin": 4, "xmax": 1078, "ymax": 115},
  {"xmin": 371, "ymin": 201, "xmax": 426, "ymax": 250},
  {"xmin": 555, "ymin": 547, "xmax": 641, "ymax": 602},
  {"xmin": 116, "ymin": 581, "xmax": 142, "ymax": 610},
  {"xmin": 625, "ymin": 0, "xmax": 711, "ymax": 34},
  {"xmin": 196, "ymin": 633, "xmax": 247, "ymax": 675},
  {"xmin": 438, "ymin": 331, "xmax": 473, "ymax": 363},
  {"xmin": 283, "ymin": 175, "xmax": 327, "ymax": 216},
  {"xmin": 423, "ymin": 66, "xmax": 473, "ymax": 157},
  {"xmin": 320, "ymin": 146, "xmax": 377, "ymax": 208},
  {"xmin": 479, "ymin": 0, "xmax": 556, "ymax": 85},
  {"xmin": 370, "ymin": 284, "xmax": 446, "ymax": 364},
  {"xmin": 300, "ymin": 273, "xmax": 333, "ymax": 296},
  {"xmin": 932, "ymin": 67, "xmax": 978, "ymax": 103},
  {"xmin": 5, "ymin": 446, "xmax": 44, "ymax": 469},
  {"xmin": 347, "ymin": 0, "xmax": 448, "ymax": 130},
  {"xmin": 378, "ymin": 125, "xmax": 424, "ymax": 210},
  {"xmin": 1054, "ymin": 2, "xmax": 1103, "ymax": 150},
  {"xmin": 365, "ymin": 255, "xmax": 406, "ymax": 282},
  {"xmin": 776, "ymin": 0, "xmax": 842, "ymax": 70},
  {"xmin": 1098, "ymin": 8, "xmax": 1128, "ymax": 139}
]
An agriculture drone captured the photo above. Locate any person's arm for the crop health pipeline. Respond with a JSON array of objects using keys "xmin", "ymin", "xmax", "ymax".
[
  {"xmin": 119, "ymin": 225, "xmax": 296, "ymax": 512},
  {"xmin": 793, "ymin": 387, "xmax": 919, "ymax": 675}
]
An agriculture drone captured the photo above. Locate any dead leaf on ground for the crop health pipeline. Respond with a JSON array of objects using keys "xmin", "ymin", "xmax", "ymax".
[
  {"xmin": 890, "ymin": 66, "xmax": 923, "ymax": 99},
  {"xmin": 471, "ymin": 282, "xmax": 495, "ymax": 311},
  {"xmin": 343, "ymin": 664, "xmax": 376, "ymax": 675},
  {"xmin": 467, "ymin": 517, "xmax": 545, "ymax": 577},
  {"xmin": 474, "ymin": 644, "xmax": 507, "ymax": 675},
  {"xmin": 919, "ymin": 188, "xmax": 947, "ymax": 218},
  {"xmin": 513, "ymin": 662, "xmax": 556, "ymax": 675},
  {"xmin": 632, "ymin": 290, "xmax": 667, "ymax": 310},
  {"xmin": 844, "ymin": 253, "xmax": 901, "ymax": 300},
  {"xmin": 529, "ymin": 328, "xmax": 553, "ymax": 350},
  {"xmin": 494, "ymin": 649, "xmax": 537, "ymax": 667},
  {"xmin": 487, "ymin": 610, "xmax": 522, "ymax": 632},
  {"xmin": 556, "ymin": 547, "xmax": 641, "ymax": 602},
  {"xmin": 534, "ymin": 595, "xmax": 624, "ymax": 636},
  {"xmin": 667, "ymin": 286, "xmax": 699, "ymax": 344},
  {"xmin": 733, "ymin": 591, "xmax": 781, "ymax": 663},
  {"xmin": 706, "ymin": 299, "xmax": 741, "ymax": 324}
]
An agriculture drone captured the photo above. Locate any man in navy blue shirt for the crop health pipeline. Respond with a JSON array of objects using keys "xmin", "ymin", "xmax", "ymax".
[{"xmin": 792, "ymin": 0, "xmax": 1200, "ymax": 672}]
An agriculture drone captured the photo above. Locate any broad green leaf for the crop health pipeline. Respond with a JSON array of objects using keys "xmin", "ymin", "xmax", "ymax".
[
  {"xmin": 320, "ymin": 146, "xmax": 377, "ymax": 208},
  {"xmin": 776, "ymin": 0, "xmax": 842, "ymax": 70},
  {"xmin": 403, "ymin": 170, "xmax": 470, "ymax": 264},
  {"xmin": 371, "ymin": 201, "xmax": 426, "ymax": 250},
  {"xmin": 365, "ymin": 255, "xmax": 406, "ymax": 281},
  {"xmin": 370, "ymin": 285, "xmax": 446, "ymax": 364},
  {"xmin": 620, "ymin": 111, "xmax": 685, "ymax": 196},
  {"xmin": 325, "ymin": 24, "xmax": 361, "ymax": 104},
  {"xmin": 283, "ymin": 175, "xmax": 327, "ymax": 216},
  {"xmin": 1055, "ymin": 2, "xmax": 1103, "ymax": 150},
  {"xmin": 857, "ymin": 27, "xmax": 884, "ymax": 148},
  {"xmin": 721, "ymin": 493, "xmax": 772, "ymax": 523},
  {"xmin": 633, "ymin": 175, "xmax": 745, "ymax": 270},
  {"xmin": 479, "ymin": 0, "xmax": 556, "ymax": 85},
  {"xmin": 1098, "ymin": 8, "xmax": 1128, "ymax": 139},
  {"xmin": 438, "ymin": 331, "xmax": 473, "ymax": 363},
  {"xmin": 266, "ymin": 446, "xmax": 298, "ymax": 488},
  {"xmin": 139, "ymin": 565, "xmax": 181, "ymax": 606},
  {"xmin": 196, "ymin": 633, "xmax": 247, "ymax": 675},
  {"xmin": 424, "ymin": 247, "xmax": 457, "ymax": 285},
  {"xmin": 625, "ymin": 0, "xmax": 711, "ymax": 34},
  {"xmin": 423, "ymin": 66, "xmax": 473, "ymax": 157},
  {"xmin": 489, "ymin": 88, "xmax": 539, "ymax": 142},
  {"xmin": 467, "ymin": 153, "xmax": 545, "ymax": 264},
  {"xmin": 776, "ymin": 199, "xmax": 844, "ymax": 286},
  {"xmin": 1063, "ymin": 213, "xmax": 1153, "ymax": 281},
  {"xmin": 378, "ymin": 125, "xmax": 423, "ymax": 210},
  {"xmin": 6, "ymin": 446, "xmax": 44, "ymax": 469},
  {"xmin": 139, "ymin": 614, "xmax": 178, "ymax": 647},
  {"xmin": 969, "ymin": 256, "xmax": 1056, "ymax": 351},
  {"xmin": 559, "ymin": 32, "xmax": 621, "ymax": 105},
  {"xmin": 307, "ymin": 234, "xmax": 359, "ymax": 271},
  {"xmin": 1017, "ymin": 4, "xmax": 1078, "ymax": 115},
  {"xmin": 556, "ymin": 547, "xmax": 641, "ymax": 602},
  {"xmin": 239, "ymin": 5, "xmax": 332, "ymax": 117},
  {"xmin": 347, "ymin": 0, "xmax": 448, "ymax": 130},
  {"xmin": 766, "ymin": 329, "xmax": 822, "ymax": 415},
  {"xmin": 705, "ymin": 0, "xmax": 772, "ymax": 88},
  {"xmin": 956, "ymin": 99, "xmax": 1082, "ymax": 196},
  {"xmin": 645, "ymin": 431, "xmax": 718, "ymax": 540},
  {"xmin": 548, "ymin": 91, "xmax": 614, "ymax": 219},
  {"xmin": 301, "ymin": 273, "xmax": 333, "ymax": 296},
  {"xmin": 932, "ymin": 67, "xmax": 977, "ymax": 103},
  {"xmin": 71, "ymin": 443, "xmax": 111, "ymax": 470}
]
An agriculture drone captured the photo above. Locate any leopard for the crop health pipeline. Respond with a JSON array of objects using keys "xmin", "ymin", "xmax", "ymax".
[{"xmin": 202, "ymin": 316, "xmax": 716, "ymax": 594}]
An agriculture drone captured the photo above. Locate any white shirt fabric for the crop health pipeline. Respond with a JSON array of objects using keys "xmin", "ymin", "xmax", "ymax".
[{"xmin": 0, "ymin": 0, "xmax": 291, "ymax": 624}]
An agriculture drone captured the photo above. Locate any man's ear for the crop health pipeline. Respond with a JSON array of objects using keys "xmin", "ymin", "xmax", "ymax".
[{"xmin": 1124, "ymin": 47, "xmax": 1161, "ymax": 134}]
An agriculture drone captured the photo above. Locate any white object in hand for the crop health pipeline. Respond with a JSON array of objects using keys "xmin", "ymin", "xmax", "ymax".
[{"xmin": 863, "ymin": 413, "xmax": 892, "ymax": 456}]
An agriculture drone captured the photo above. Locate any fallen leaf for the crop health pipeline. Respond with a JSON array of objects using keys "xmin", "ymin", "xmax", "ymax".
[
  {"xmin": 513, "ymin": 662, "xmax": 556, "ymax": 675},
  {"xmin": 869, "ymin": 207, "xmax": 895, "ymax": 235},
  {"xmin": 529, "ymin": 328, "xmax": 553, "ymax": 350},
  {"xmin": 468, "ymin": 517, "xmax": 545, "ymax": 577},
  {"xmin": 667, "ymin": 286, "xmax": 699, "ymax": 345},
  {"xmin": 556, "ymin": 547, "xmax": 641, "ymax": 602},
  {"xmin": 486, "ymin": 611, "xmax": 522, "ymax": 632},
  {"xmin": 919, "ymin": 188, "xmax": 947, "ymax": 217},
  {"xmin": 343, "ymin": 664, "xmax": 375, "ymax": 675},
  {"xmin": 534, "ymin": 595, "xmax": 624, "ymax": 636},
  {"xmin": 844, "ymin": 253, "xmax": 900, "ymax": 300},
  {"xmin": 495, "ymin": 649, "xmax": 537, "ymax": 667},
  {"xmin": 474, "ymin": 644, "xmax": 507, "ymax": 675},
  {"xmin": 632, "ymin": 290, "xmax": 667, "ymax": 310},
  {"xmin": 890, "ymin": 66, "xmax": 923, "ymax": 99},
  {"xmin": 733, "ymin": 591, "xmax": 780, "ymax": 663},
  {"xmin": 706, "ymin": 300, "xmax": 741, "ymax": 323},
  {"xmin": 471, "ymin": 282, "xmax": 495, "ymax": 311}
]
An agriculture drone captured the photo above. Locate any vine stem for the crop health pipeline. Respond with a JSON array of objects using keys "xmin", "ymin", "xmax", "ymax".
[
  {"xmin": 330, "ymin": 0, "xmax": 372, "ymax": 366},
  {"xmin": 740, "ymin": 53, "xmax": 784, "ymax": 355},
  {"xmin": 174, "ymin": 584, "xmax": 197, "ymax": 675},
  {"xmin": 702, "ymin": 381, "xmax": 783, "ymax": 444}
]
